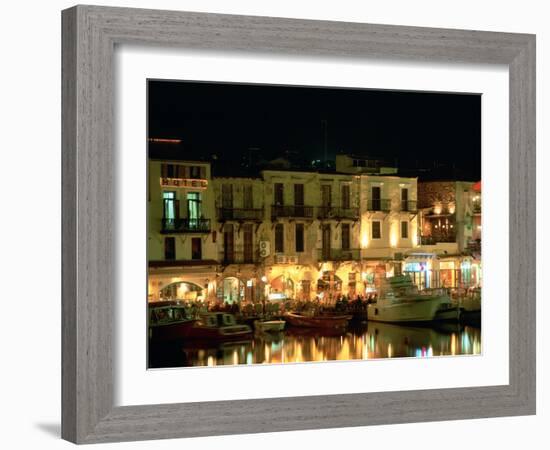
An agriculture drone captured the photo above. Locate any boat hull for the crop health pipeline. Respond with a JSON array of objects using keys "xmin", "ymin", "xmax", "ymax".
[
  {"xmin": 285, "ymin": 313, "xmax": 351, "ymax": 329},
  {"xmin": 149, "ymin": 320, "xmax": 197, "ymax": 342},
  {"xmin": 367, "ymin": 297, "xmax": 444, "ymax": 323},
  {"xmin": 254, "ymin": 320, "xmax": 286, "ymax": 333},
  {"xmin": 185, "ymin": 324, "xmax": 253, "ymax": 341}
]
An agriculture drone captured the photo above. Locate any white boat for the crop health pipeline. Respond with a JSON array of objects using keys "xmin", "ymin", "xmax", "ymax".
[
  {"xmin": 254, "ymin": 319, "xmax": 286, "ymax": 333},
  {"xmin": 367, "ymin": 275, "xmax": 448, "ymax": 323}
]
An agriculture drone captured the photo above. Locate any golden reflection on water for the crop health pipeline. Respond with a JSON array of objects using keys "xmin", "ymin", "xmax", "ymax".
[{"xmin": 170, "ymin": 323, "xmax": 481, "ymax": 368}]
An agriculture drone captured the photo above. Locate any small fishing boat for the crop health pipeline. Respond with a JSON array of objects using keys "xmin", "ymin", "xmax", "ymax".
[
  {"xmin": 367, "ymin": 275, "xmax": 447, "ymax": 323},
  {"xmin": 284, "ymin": 312, "xmax": 351, "ymax": 329},
  {"xmin": 185, "ymin": 312, "xmax": 253, "ymax": 341},
  {"xmin": 148, "ymin": 301, "xmax": 198, "ymax": 342},
  {"xmin": 254, "ymin": 319, "xmax": 286, "ymax": 333}
]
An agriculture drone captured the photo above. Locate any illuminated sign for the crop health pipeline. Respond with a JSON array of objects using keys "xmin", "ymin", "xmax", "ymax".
[{"xmin": 160, "ymin": 177, "xmax": 208, "ymax": 189}]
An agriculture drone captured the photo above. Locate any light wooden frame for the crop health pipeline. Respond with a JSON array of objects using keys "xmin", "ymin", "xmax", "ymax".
[{"xmin": 62, "ymin": 5, "xmax": 536, "ymax": 444}]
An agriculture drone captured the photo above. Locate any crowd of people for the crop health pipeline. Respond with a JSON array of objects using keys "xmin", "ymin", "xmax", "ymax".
[{"xmin": 154, "ymin": 292, "xmax": 379, "ymax": 319}]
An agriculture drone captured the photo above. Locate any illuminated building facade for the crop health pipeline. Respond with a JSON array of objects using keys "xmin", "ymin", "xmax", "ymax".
[
  {"xmin": 147, "ymin": 158, "xmax": 479, "ymax": 303},
  {"xmin": 414, "ymin": 180, "xmax": 482, "ymax": 288}
]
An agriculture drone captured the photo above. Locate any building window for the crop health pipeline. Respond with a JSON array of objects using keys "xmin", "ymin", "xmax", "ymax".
[
  {"xmin": 275, "ymin": 224, "xmax": 284, "ymax": 253},
  {"xmin": 371, "ymin": 186, "xmax": 381, "ymax": 210},
  {"xmin": 224, "ymin": 224, "xmax": 235, "ymax": 263},
  {"xmin": 341, "ymin": 184, "xmax": 351, "ymax": 209},
  {"xmin": 191, "ymin": 237, "xmax": 202, "ymax": 260},
  {"xmin": 401, "ymin": 188, "xmax": 409, "ymax": 211},
  {"xmin": 295, "ymin": 223, "xmax": 304, "ymax": 253},
  {"xmin": 321, "ymin": 184, "xmax": 332, "ymax": 207},
  {"xmin": 294, "ymin": 183, "xmax": 304, "ymax": 206},
  {"xmin": 163, "ymin": 191, "xmax": 177, "ymax": 220},
  {"xmin": 274, "ymin": 183, "xmax": 284, "ymax": 206},
  {"xmin": 222, "ymin": 184, "xmax": 233, "ymax": 209},
  {"xmin": 372, "ymin": 221, "xmax": 381, "ymax": 239},
  {"xmin": 401, "ymin": 221, "xmax": 409, "ymax": 239},
  {"xmin": 243, "ymin": 224, "xmax": 254, "ymax": 262},
  {"xmin": 341, "ymin": 223, "xmax": 350, "ymax": 250},
  {"xmin": 243, "ymin": 185, "xmax": 253, "ymax": 209},
  {"xmin": 164, "ymin": 237, "xmax": 175, "ymax": 260},
  {"xmin": 187, "ymin": 192, "xmax": 201, "ymax": 223}
]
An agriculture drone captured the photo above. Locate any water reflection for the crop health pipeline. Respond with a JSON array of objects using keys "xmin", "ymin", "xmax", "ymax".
[{"xmin": 148, "ymin": 322, "xmax": 481, "ymax": 368}]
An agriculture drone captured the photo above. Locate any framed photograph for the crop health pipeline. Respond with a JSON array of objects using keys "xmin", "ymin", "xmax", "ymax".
[{"xmin": 62, "ymin": 5, "xmax": 535, "ymax": 444}]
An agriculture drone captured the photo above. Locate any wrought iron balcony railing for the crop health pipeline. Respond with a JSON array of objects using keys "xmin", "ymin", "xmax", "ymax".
[
  {"xmin": 366, "ymin": 199, "xmax": 391, "ymax": 212},
  {"xmin": 219, "ymin": 252, "xmax": 258, "ymax": 265},
  {"xmin": 161, "ymin": 218, "xmax": 211, "ymax": 233},
  {"xmin": 419, "ymin": 234, "xmax": 457, "ymax": 245},
  {"xmin": 317, "ymin": 248, "xmax": 361, "ymax": 261},
  {"xmin": 271, "ymin": 205, "xmax": 314, "ymax": 219},
  {"xmin": 400, "ymin": 200, "xmax": 418, "ymax": 213},
  {"xmin": 317, "ymin": 206, "xmax": 359, "ymax": 220},
  {"xmin": 217, "ymin": 207, "xmax": 264, "ymax": 221}
]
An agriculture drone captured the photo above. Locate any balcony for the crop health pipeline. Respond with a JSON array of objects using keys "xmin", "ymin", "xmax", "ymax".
[
  {"xmin": 318, "ymin": 248, "xmax": 361, "ymax": 261},
  {"xmin": 367, "ymin": 199, "xmax": 391, "ymax": 212},
  {"xmin": 271, "ymin": 205, "xmax": 314, "ymax": 219},
  {"xmin": 161, "ymin": 218, "xmax": 211, "ymax": 234},
  {"xmin": 419, "ymin": 234, "xmax": 456, "ymax": 245},
  {"xmin": 218, "ymin": 207, "xmax": 263, "ymax": 221},
  {"xmin": 317, "ymin": 206, "xmax": 359, "ymax": 220},
  {"xmin": 220, "ymin": 252, "xmax": 258, "ymax": 265},
  {"xmin": 400, "ymin": 200, "xmax": 417, "ymax": 213}
]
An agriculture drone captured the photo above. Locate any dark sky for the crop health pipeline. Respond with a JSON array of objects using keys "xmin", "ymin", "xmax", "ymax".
[{"xmin": 148, "ymin": 80, "xmax": 481, "ymax": 180}]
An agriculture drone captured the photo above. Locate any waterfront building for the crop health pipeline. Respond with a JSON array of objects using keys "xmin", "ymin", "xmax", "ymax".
[
  {"xmin": 413, "ymin": 180, "xmax": 482, "ymax": 288},
  {"xmin": 147, "ymin": 155, "xmax": 479, "ymax": 304},
  {"xmin": 147, "ymin": 159, "xmax": 218, "ymax": 301}
]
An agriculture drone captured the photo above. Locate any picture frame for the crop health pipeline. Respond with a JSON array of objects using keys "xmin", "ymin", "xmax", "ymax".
[{"xmin": 61, "ymin": 4, "xmax": 536, "ymax": 444}]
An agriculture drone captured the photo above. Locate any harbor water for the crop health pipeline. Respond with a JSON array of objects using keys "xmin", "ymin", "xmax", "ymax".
[{"xmin": 148, "ymin": 321, "xmax": 481, "ymax": 368}]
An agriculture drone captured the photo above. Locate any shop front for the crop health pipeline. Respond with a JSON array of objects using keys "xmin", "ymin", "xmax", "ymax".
[{"xmin": 403, "ymin": 253, "xmax": 438, "ymax": 289}]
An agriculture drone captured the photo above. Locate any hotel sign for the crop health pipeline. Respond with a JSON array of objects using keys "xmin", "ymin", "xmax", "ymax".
[{"xmin": 160, "ymin": 177, "xmax": 208, "ymax": 189}]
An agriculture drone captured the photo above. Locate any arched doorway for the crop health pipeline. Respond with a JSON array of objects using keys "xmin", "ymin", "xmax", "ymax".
[{"xmin": 159, "ymin": 281, "xmax": 204, "ymax": 301}]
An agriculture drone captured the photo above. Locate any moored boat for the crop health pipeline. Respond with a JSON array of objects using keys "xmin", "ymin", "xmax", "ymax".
[
  {"xmin": 367, "ymin": 275, "xmax": 448, "ymax": 323},
  {"xmin": 434, "ymin": 301, "xmax": 462, "ymax": 321},
  {"xmin": 254, "ymin": 319, "xmax": 286, "ymax": 333},
  {"xmin": 148, "ymin": 301, "xmax": 198, "ymax": 342},
  {"xmin": 185, "ymin": 312, "xmax": 253, "ymax": 341},
  {"xmin": 284, "ymin": 312, "xmax": 351, "ymax": 329}
]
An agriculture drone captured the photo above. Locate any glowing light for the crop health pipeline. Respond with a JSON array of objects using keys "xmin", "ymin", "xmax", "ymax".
[
  {"xmin": 361, "ymin": 231, "xmax": 369, "ymax": 248},
  {"xmin": 448, "ymin": 203, "xmax": 456, "ymax": 214},
  {"xmin": 387, "ymin": 343, "xmax": 393, "ymax": 358},
  {"xmin": 389, "ymin": 221, "xmax": 398, "ymax": 248},
  {"xmin": 261, "ymin": 275, "xmax": 268, "ymax": 283},
  {"xmin": 433, "ymin": 203, "xmax": 443, "ymax": 215}
]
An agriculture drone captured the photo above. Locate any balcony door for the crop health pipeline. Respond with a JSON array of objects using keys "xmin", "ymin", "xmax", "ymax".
[
  {"xmin": 401, "ymin": 188, "xmax": 409, "ymax": 211},
  {"xmin": 243, "ymin": 185, "xmax": 253, "ymax": 209},
  {"xmin": 243, "ymin": 224, "xmax": 253, "ymax": 263},
  {"xmin": 187, "ymin": 192, "xmax": 202, "ymax": 229},
  {"xmin": 224, "ymin": 224, "xmax": 235, "ymax": 263},
  {"xmin": 341, "ymin": 184, "xmax": 350, "ymax": 209},
  {"xmin": 371, "ymin": 186, "xmax": 381, "ymax": 210},
  {"xmin": 163, "ymin": 192, "xmax": 178, "ymax": 231},
  {"xmin": 294, "ymin": 184, "xmax": 304, "ymax": 216},
  {"xmin": 274, "ymin": 183, "xmax": 284, "ymax": 206}
]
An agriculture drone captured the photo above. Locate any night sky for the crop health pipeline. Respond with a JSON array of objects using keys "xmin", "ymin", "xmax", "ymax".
[{"xmin": 148, "ymin": 80, "xmax": 481, "ymax": 180}]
